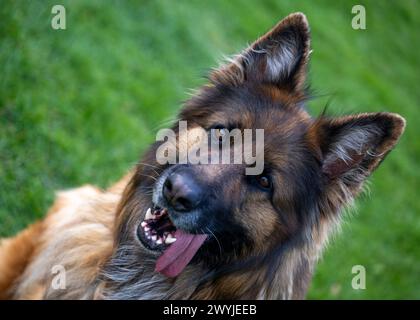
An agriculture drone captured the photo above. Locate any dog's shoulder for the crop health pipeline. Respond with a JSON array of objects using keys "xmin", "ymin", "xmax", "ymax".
[{"xmin": 2, "ymin": 173, "xmax": 133, "ymax": 299}]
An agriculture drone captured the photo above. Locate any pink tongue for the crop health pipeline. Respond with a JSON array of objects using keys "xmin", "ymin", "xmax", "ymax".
[{"xmin": 155, "ymin": 230, "xmax": 207, "ymax": 277}]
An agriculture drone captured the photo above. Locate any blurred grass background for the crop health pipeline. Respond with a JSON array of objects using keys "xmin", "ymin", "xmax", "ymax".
[{"xmin": 0, "ymin": 0, "xmax": 419, "ymax": 299}]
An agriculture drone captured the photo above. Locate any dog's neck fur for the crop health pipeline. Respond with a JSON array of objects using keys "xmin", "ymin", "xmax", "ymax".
[{"xmin": 99, "ymin": 219, "xmax": 332, "ymax": 300}]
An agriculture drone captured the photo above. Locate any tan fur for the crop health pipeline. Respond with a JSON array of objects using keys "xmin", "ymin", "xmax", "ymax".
[
  {"xmin": 0, "ymin": 221, "xmax": 44, "ymax": 299},
  {"xmin": 0, "ymin": 174, "xmax": 132, "ymax": 299}
]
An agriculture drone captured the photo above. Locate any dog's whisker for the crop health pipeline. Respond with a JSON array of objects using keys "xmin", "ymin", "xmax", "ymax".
[
  {"xmin": 205, "ymin": 227, "xmax": 223, "ymax": 258},
  {"xmin": 141, "ymin": 186, "xmax": 155, "ymax": 190},
  {"xmin": 137, "ymin": 162, "xmax": 163, "ymax": 176},
  {"xmin": 136, "ymin": 162, "xmax": 162, "ymax": 170},
  {"xmin": 136, "ymin": 173, "xmax": 158, "ymax": 182}
]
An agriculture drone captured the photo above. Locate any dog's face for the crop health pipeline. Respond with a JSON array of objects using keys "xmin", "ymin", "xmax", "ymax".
[
  {"xmin": 142, "ymin": 96, "xmax": 316, "ymax": 266},
  {"xmin": 116, "ymin": 13, "xmax": 405, "ymax": 276}
]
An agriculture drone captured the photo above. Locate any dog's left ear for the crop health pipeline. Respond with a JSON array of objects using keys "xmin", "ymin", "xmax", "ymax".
[
  {"xmin": 211, "ymin": 12, "xmax": 310, "ymax": 93},
  {"xmin": 310, "ymin": 112, "xmax": 406, "ymax": 194}
]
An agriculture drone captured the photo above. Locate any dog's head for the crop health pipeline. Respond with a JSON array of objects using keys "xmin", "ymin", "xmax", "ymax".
[{"xmin": 114, "ymin": 13, "xmax": 405, "ymax": 280}]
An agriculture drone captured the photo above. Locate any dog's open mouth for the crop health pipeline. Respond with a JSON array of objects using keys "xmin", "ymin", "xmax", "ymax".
[
  {"xmin": 139, "ymin": 207, "xmax": 177, "ymax": 247},
  {"xmin": 138, "ymin": 206, "xmax": 207, "ymax": 277}
]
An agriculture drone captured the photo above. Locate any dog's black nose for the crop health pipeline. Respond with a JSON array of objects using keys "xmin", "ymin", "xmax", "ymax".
[{"xmin": 163, "ymin": 172, "xmax": 203, "ymax": 212}]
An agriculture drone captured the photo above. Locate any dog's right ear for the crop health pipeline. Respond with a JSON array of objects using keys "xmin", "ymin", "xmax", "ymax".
[{"xmin": 210, "ymin": 12, "xmax": 310, "ymax": 94}]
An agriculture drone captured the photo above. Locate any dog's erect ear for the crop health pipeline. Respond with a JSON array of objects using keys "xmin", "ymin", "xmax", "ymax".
[
  {"xmin": 310, "ymin": 112, "xmax": 405, "ymax": 195},
  {"xmin": 210, "ymin": 12, "xmax": 310, "ymax": 93}
]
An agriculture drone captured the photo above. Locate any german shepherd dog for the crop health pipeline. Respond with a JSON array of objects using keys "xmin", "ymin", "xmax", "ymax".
[{"xmin": 0, "ymin": 13, "xmax": 405, "ymax": 299}]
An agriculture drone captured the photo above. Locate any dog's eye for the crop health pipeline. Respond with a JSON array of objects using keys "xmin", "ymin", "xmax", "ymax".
[{"xmin": 256, "ymin": 175, "xmax": 272, "ymax": 190}]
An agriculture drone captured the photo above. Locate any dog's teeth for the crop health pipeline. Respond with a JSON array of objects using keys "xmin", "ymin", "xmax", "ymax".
[
  {"xmin": 141, "ymin": 221, "xmax": 147, "ymax": 227},
  {"xmin": 165, "ymin": 236, "xmax": 177, "ymax": 244},
  {"xmin": 152, "ymin": 235, "xmax": 157, "ymax": 241},
  {"xmin": 144, "ymin": 227, "xmax": 150, "ymax": 232},
  {"xmin": 156, "ymin": 238, "xmax": 163, "ymax": 245},
  {"xmin": 145, "ymin": 208, "xmax": 153, "ymax": 220}
]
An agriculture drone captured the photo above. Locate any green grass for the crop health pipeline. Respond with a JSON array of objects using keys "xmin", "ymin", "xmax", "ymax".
[{"xmin": 0, "ymin": 0, "xmax": 419, "ymax": 299}]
